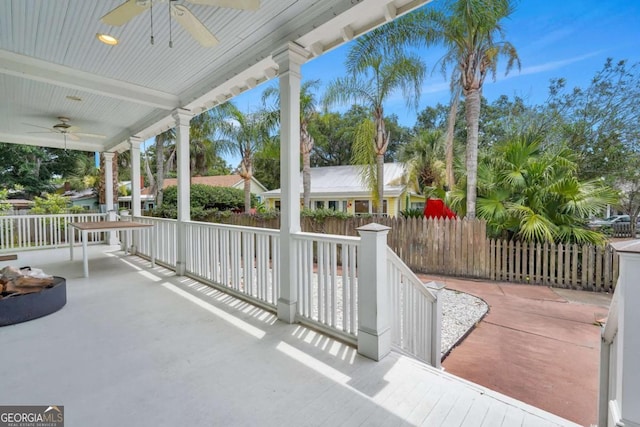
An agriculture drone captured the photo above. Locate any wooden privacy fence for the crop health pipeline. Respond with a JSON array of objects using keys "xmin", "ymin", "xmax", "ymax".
[{"xmin": 206, "ymin": 214, "xmax": 621, "ymax": 291}]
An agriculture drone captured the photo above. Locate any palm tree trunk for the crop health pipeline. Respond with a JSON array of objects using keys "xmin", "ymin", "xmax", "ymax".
[
  {"xmin": 301, "ymin": 131, "xmax": 313, "ymax": 209},
  {"xmin": 445, "ymin": 89, "xmax": 460, "ymax": 191},
  {"xmin": 464, "ymin": 88, "xmax": 481, "ymax": 219},
  {"xmin": 375, "ymin": 113, "xmax": 388, "ymax": 216},
  {"xmin": 144, "ymin": 151, "xmax": 155, "ymax": 199},
  {"xmin": 155, "ymin": 136, "xmax": 165, "ymax": 207},
  {"xmin": 111, "ymin": 152, "xmax": 119, "ymax": 206},
  {"xmin": 98, "ymin": 154, "xmax": 106, "ymax": 205},
  {"xmin": 241, "ymin": 159, "xmax": 252, "ymax": 214},
  {"xmin": 376, "ymin": 153, "xmax": 384, "ymax": 215},
  {"xmin": 244, "ymin": 175, "xmax": 252, "ymax": 214}
]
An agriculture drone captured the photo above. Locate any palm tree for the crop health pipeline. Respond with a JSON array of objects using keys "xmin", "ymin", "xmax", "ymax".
[
  {"xmin": 324, "ymin": 46, "xmax": 425, "ymax": 214},
  {"xmin": 424, "ymin": 0, "xmax": 520, "ymax": 218},
  {"xmin": 262, "ymin": 80, "xmax": 321, "ymax": 208},
  {"xmin": 457, "ymin": 132, "xmax": 618, "ymax": 244},
  {"xmin": 399, "ymin": 129, "xmax": 446, "ymax": 196},
  {"xmin": 352, "ymin": 0, "xmax": 519, "ymax": 217},
  {"xmin": 153, "ymin": 129, "xmax": 175, "ymax": 207},
  {"xmin": 67, "ymin": 153, "xmax": 100, "ymax": 191},
  {"xmin": 218, "ymin": 104, "xmax": 274, "ymax": 213},
  {"xmin": 189, "ymin": 107, "xmax": 234, "ymax": 176},
  {"xmin": 444, "ymin": 82, "xmax": 462, "ymax": 191}
]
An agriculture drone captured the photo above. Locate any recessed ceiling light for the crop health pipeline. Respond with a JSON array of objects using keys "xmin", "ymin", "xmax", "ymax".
[
  {"xmin": 96, "ymin": 33, "xmax": 118, "ymax": 46},
  {"xmin": 66, "ymin": 95, "xmax": 82, "ymax": 102}
]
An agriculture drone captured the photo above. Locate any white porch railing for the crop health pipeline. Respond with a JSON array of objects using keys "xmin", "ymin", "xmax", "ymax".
[
  {"xmin": 0, "ymin": 213, "xmax": 107, "ymax": 251},
  {"xmin": 293, "ymin": 232, "xmax": 360, "ymax": 344},
  {"xmin": 184, "ymin": 221, "xmax": 280, "ymax": 308},
  {"xmin": 9, "ymin": 214, "xmax": 441, "ymax": 367},
  {"xmin": 134, "ymin": 216, "xmax": 177, "ymax": 268},
  {"xmin": 387, "ymin": 247, "xmax": 442, "ymax": 367}
]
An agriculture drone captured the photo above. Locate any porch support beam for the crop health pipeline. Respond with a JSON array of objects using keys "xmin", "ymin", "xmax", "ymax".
[
  {"xmin": 273, "ymin": 42, "xmax": 309, "ymax": 323},
  {"xmin": 103, "ymin": 152, "xmax": 119, "ymax": 245},
  {"xmin": 129, "ymin": 137, "xmax": 143, "ymax": 218},
  {"xmin": 173, "ymin": 109, "xmax": 193, "ymax": 276}
]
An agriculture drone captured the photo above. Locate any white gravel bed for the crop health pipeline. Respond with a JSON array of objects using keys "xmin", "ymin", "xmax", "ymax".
[{"xmin": 440, "ymin": 288, "xmax": 489, "ymax": 356}]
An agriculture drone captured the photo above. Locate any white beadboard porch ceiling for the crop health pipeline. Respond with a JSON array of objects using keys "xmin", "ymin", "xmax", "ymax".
[{"xmin": 0, "ymin": 0, "xmax": 431, "ymax": 153}]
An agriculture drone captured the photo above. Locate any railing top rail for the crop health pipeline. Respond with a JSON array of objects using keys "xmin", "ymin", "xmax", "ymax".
[
  {"xmin": 602, "ymin": 281, "xmax": 619, "ymax": 344},
  {"xmin": 133, "ymin": 215, "xmax": 177, "ymax": 224},
  {"xmin": 0, "ymin": 213, "xmax": 106, "ymax": 220},
  {"xmin": 184, "ymin": 220, "xmax": 280, "ymax": 236},
  {"xmin": 387, "ymin": 247, "xmax": 438, "ymax": 302},
  {"xmin": 293, "ymin": 231, "xmax": 361, "ymax": 245}
]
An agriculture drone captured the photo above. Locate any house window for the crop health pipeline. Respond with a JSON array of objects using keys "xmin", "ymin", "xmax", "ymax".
[
  {"xmin": 328, "ymin": 200, "xmax": 340, "ymax": 211},
  {"xmin": 411, "ymin": 202, "xmax": 425, "ymax": 211},
  {"xmin": 377, "ymin": 200, "xmax": 388, "ymax": 215},
  {"xmin": 274, "ymin": 201, "xmax": 281, "ymax": 211},
  {"xmin": 354, "ymin": 200, "xmax": 369, "ymax": 214},
  {"xmin": 315, "ymin": 200, "xmax": 325, "ymax": 209}
]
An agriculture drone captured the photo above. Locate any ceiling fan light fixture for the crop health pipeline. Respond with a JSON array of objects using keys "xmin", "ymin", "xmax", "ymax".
[{"xmin": 96, "ymin": 33, "xmax": 119, "ymax": 45}]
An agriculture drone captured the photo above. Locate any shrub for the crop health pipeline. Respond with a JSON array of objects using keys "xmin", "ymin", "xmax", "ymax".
[
  {"xmin": 156, "ymin": 185, "xmax": 257, "ymax": 219},
  {"xmin": 302, "ymin": 208, "xmax": 352, "ymax": 220},
  {"xmin": 400, "ymin": 208, "xmax": 424, "ymax": 219},
  {"xmin": 31, "ymin": 193, "xmax": 70, "ymax": 214}
]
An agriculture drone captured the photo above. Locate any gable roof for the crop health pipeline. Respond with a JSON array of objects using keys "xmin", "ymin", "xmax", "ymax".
[
  {"xmin": 263, "ymin": 163, "xmax": 413, "ymax": 198},
  {"xmin": 162, "ymin": 175, "xmax": 267, "ymax": 192}
]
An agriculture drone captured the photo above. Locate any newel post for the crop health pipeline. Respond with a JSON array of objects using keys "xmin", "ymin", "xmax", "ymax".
[
  {"xmin": 356, "ymin": 223, "xmax": 391, "ymax": 361},
  {"xmin": 609, "ymin": 241, "xmax": 640, "ymax": 426}
]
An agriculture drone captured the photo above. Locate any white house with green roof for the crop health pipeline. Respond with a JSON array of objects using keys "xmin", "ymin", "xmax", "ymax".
[{"xmin": 262, "ymin": 163, "xmax": 425, "ymax": 217}]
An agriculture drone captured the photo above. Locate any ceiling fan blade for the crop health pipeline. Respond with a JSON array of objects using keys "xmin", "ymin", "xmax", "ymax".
[
  {"xmin": 74, "ymin": 132, "xmax": 107, "ymax": 139},
  {"xmin": 23, "ymin": 123, "xmax": 54, "ymax": 131},
  {"xmin": 186, "ymin": 0, "xmax": 259, "ymax": 11},
  {"xmin": 101, "ymin": 0, "xmax": 151, "ymax": 26},
  {"xmin": 171, "ymin": 5, "xmax": 219, "ymax": 47}
]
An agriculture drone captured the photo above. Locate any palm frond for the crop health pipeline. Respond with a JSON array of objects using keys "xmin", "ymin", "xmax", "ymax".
[{"xmin": 351, "ymin": 119, "xmax": 377, "ymax": 203}]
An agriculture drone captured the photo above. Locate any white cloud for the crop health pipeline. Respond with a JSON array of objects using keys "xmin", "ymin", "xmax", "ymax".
[{"xmin": 508, "ymin": 50, "xmax": 604, "ymax": 79}]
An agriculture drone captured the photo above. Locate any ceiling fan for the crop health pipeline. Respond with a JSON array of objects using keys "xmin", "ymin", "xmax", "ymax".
[
  {"xmin": 101, "ymin": 0, "xmax": 260, "ymax": 48},
  {"xmin": 25, "ymin": 117, "xmax": 106, "ymax": 142}
]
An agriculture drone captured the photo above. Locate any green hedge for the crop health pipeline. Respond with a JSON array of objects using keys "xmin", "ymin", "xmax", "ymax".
[{"xmin": 154, "ymin": 184, "xmax": 257, "ymax": 220}]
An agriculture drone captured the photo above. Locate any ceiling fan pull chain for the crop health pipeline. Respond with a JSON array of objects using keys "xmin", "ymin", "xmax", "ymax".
[
  {"xmin": 149, "ymin": 0, "xmax": 154, "ymax": 45},
  {"xmin": 169, "ymin": 1, "xmax": 174, "ymax": 48}
]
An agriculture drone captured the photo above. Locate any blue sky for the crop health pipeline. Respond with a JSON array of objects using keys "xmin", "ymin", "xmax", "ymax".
[
  {"xmin": 143, "ymin": 0, "xmax": 639, "ymax": 165},
  {"xmin": 233, "ymin": 0, "xmax": 640, "ymax": 129}
]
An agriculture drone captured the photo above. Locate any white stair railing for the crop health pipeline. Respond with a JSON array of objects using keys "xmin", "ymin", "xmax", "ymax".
[
  {"xmin": 599, "ymin": 241, "xmax": 640, "ymax": 427},
  {"xmin": 387, "ymin": 247, "xmax": 443, "ymax": 368}
]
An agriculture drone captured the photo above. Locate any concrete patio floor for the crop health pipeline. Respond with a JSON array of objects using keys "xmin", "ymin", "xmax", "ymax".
[
  {"xmin": 417, "ymin": 274, "xmax": 610, "ymax": 427},
  {"xmin": 0, "ymin": 246, "xmax": 579, "ymax": 426}
]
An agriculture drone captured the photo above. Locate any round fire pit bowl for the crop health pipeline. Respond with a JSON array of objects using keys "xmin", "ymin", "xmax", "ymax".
[{"xmin": 0, "ymin": 277, "xmax": 66, "ymax": 326}]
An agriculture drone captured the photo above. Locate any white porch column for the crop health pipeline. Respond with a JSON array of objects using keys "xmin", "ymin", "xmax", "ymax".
[
  {"xmin": 610, "ymin": 241, "xmax": 640, "ymax": 426},
  {"xmin": 356, "ymin": 223, "xmax": 391, "ymax": 361},
  {"xmin": 129, "ymin": 137, "xmax": 142, "ymax": 217},
  {"xmin": 103, "ymin": 152, "xmax": 119, "ymax": 245},
  {"xmin": 273, "ymin": 42, "xmax": 309, "ymax": 323},
  {"xmin": 173, "ymin": 109, "xmax": 193, "ymax": 276}
]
